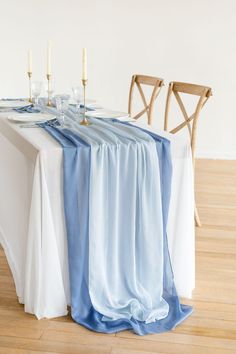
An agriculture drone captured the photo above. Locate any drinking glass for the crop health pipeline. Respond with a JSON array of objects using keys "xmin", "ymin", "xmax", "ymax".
[
  {"xmin": 43, "ymin": 80, "xmax": 55, "ymax": 104},
  {"xmin": 72, "ymin": 86, "xmax": 83, "ymax": 117},
  {"xmin": 55, "ymin": 95, "xmax": 70, "ymax": 127},
  {"xmin": 31, "ymin": 81, "xmax": 42, "ymax": 105}
]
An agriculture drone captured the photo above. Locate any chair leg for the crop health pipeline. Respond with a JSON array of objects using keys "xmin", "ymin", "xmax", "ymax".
[{"xmin": 195, "ymin": 203, "xmax": 202, "ymax": 227}]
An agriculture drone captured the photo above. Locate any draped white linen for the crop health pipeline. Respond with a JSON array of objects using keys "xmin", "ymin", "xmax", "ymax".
[{"xmin": 0, "ymin": 115, "xmax": 194, "ymax": 319}]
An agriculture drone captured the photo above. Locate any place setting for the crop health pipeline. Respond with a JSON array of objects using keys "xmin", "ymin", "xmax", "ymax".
[{"xmin": 3, "ymin": 47, "xmax": 133, "ymax": 134}]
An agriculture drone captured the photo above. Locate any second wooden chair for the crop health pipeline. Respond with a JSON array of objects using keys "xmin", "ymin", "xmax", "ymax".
[{"xmin": 164, "ymin": 81, "xmax": 212, "ymax": 227}]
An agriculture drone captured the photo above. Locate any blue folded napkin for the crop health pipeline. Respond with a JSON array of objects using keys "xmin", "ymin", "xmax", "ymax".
[
  {"xmin": 46, "ymin": 118, "xmax": 61, "ymax": 127},
  {"xmin": 79, "ymin": 104, "xmax": 95, "ymax": 111},
  {"xmin": 39, "ymin": 118, "xmax": 61, "ymax": 128},
  {"xmin": 13, "ymin": 104, "xmax": 41, "ymax": 113},
  {"xmin": 1, "ymin": 98, "xmax": 25, "ymax": 101},
  {"xmin": 69, "ymin": 104, "xmax": 95, "ymax": 113}
]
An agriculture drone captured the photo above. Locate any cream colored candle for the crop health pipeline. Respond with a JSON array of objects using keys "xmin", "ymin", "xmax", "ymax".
[
  {"xmin": 82, "ymin": 48, "xmax": 87, "ymax": 80},
  {"xmin": 28, "ymin": 50, "xmax": 32, "ymax": 73},
  {"xmin": 47, "ymin": 42, "xmax": 52, "ymax": 75}
]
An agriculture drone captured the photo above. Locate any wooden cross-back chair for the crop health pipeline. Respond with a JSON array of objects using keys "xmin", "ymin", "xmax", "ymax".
[
  {"xmin": 164, "ymin": 81, "xmax": 212, "ymax": 227},
  {"xmin": 128, "ymin": 74, "xmax": 164, "ymax": 125}
]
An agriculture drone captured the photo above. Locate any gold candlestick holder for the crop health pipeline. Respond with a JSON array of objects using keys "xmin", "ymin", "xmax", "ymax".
[
  {"xmin": 80, "ymin": 79, "xmax": 90, "ymax": 126},
  {"xmin": 46, "ymin": 74, "xmax": 53, "ymax": 107},
  {"xmin": 27, "ymin": 72, "xmax": 33, "ymax": 103}
]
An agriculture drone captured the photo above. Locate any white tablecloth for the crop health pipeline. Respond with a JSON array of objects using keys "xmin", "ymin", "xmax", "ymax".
[{"xmin": 0, "ymin": 115, "xmax": 195, "ymax": 319}]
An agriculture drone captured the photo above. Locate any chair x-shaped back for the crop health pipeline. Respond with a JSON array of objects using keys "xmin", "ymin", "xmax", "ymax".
[
  {"xmin": 128, "ymin": 74, "xmax": 164, "ymax": 125},
  {"xmin": 164, "ymin": 81, "xmax": 212, "ymax": 226}
]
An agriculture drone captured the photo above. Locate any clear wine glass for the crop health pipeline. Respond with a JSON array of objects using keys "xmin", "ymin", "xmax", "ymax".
[
  {"xmin": 31, "ymin": 81, "xmax": 42, "ymax": 105},
  {"xmin": 44, "ymin": 79, "xmax": 55, "ymax": 97},
  {"xmin": 72, "ymin": 86, "xmax": 83, "ymax": 118},
  {"xmin": 55, "ymin": 94, "xmax": 70, "ymax": 127}
]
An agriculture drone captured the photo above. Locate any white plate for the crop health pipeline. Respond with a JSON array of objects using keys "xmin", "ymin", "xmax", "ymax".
[
  {"xmin": 7, "ymin": 113, "xmax": 55, "ymax": 123},
  {"xmin": 0, "ymin": 100, "xmax": 29, "ymax": 108},
  {"xmin": 85, "ymin": 109, "xmax": 130, "ymax": 120}
]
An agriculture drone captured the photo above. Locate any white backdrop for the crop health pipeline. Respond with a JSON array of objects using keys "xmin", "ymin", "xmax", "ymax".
[{"xmin": 0, "ymin": 0, "xmax": 235, "ymax": 159}]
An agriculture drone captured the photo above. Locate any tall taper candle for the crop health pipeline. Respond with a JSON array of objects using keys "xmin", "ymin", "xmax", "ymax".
[
  {"xmin": 47, "ymin": 42, "xmax": 52, "ymax": 75},
  {"xmin": 82, "ymin": 48, "xmax": 87, "ymax": 80},
  {"xmin": 28, "ymin": 50, "xmax": 32, "ymax": 73}
]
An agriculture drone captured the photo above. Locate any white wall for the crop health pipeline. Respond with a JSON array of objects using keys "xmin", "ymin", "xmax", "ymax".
[{"xmin": 0, "ymin": 0, "xmax": 235, "ymax": 159}]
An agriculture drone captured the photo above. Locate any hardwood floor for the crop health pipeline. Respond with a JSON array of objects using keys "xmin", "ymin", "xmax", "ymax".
[{"xmin": 0, "ymin": 159, "xmax": 235, "ymax": 354}]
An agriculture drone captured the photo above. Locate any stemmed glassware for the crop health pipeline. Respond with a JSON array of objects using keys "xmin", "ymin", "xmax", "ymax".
[
  {"xmin": 72, "ymin": 86, "xmax": 83, "ymax": 118},
  {"xmin": 31, "ymin": 81, "xmax": 42, "ymax": 105},
  {"xmin": 55, "ymin": 94, "xmax": 70, "ymax": 127},
  {"xmin": 43, "ymin": 80, "xmax": 55, "ymax": 106}
]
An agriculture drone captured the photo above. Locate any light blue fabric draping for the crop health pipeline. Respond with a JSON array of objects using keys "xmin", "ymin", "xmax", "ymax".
[
  {"xmin": 1, "ymin": 98, "xmax": 25, "ymax": 101},
  {"xmin": 42, "ymin": 116, "xmax": 192, "ymax": 335}
]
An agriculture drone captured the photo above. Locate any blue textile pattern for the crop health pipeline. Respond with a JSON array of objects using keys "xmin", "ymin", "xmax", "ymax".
[
  {"xmin": 42, "ymin": 116, "xmax": 193, "ymax": 335},
  {"xmin": 13, "ymin": 104, "xmax": 40, "ymax": 113}
]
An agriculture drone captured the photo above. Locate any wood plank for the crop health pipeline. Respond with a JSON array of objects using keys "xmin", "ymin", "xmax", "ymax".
[
  {"xmin": 112, "ymin": 350, "xmax": 165, "ymax": 354},
  {"xmin": 0, "ymin": 348, "xmax": 60, "ymax": 354},
  {"xmin": 197, "ymin": 206, "xmax": 236, "ymax": 228},
  {"xmin": 196, "ymin": 191, "xmax": 236, "ymax": 208},
  {"xmin": 195, "ymin": 159, "xmax": 236, "ymax": 174},
  {"xmin": 41, "ymin": 329, "xmax": 236, "ymax": 354},
  {"xmin": 0, "ymin": 323, "xmax": 43, "ymax": 340},
  {"xmin": 0, "ymin": 336, "xmax": 112, "ymax": 354},
  {"xmin": 0, "ymin": 348, "xmax": 29, "ymax": 354},
  {"xmin": 116, "ymin": 331, "xmax": 236, "ymax": 351}
]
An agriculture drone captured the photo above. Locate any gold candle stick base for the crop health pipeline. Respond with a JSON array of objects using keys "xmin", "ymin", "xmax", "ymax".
[
  {"xmin": 80, "ymin": 119, "xmax": 90, "ymax": 126},
  {"xmin": 27, "ymin": 72, "xmax": 33, "ymax": 103},
  {"xmin": 80, "ymin": 79, "xmax": 91, "ymax": 126},
  {"xmin": 46, "ymin": 74, "xmax": 53, "ymax": 107}
]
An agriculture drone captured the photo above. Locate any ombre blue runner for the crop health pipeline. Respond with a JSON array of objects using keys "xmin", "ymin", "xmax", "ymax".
[{"xmin": 42, "ymin": 116, "xmax": 192, "ymax": 335}]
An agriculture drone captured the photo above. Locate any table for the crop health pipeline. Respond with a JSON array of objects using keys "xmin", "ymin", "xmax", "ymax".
[{"xmin": 0, "ymin": 114, "xmax": 195, "ymax": 319}]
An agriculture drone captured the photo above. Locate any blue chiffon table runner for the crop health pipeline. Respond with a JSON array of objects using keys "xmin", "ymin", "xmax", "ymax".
[{"xmin": 42, "ymin": 116, "xmax": 192, "ymax": 335}]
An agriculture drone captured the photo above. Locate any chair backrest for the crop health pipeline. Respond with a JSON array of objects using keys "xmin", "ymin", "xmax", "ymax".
[
  {"xmin": 128, "ymin": 74, "xmax": 164, "ymax": 125},
  {"xmin": 164, "ymin": 81, "xmax": 212, "ymax": 161}
]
